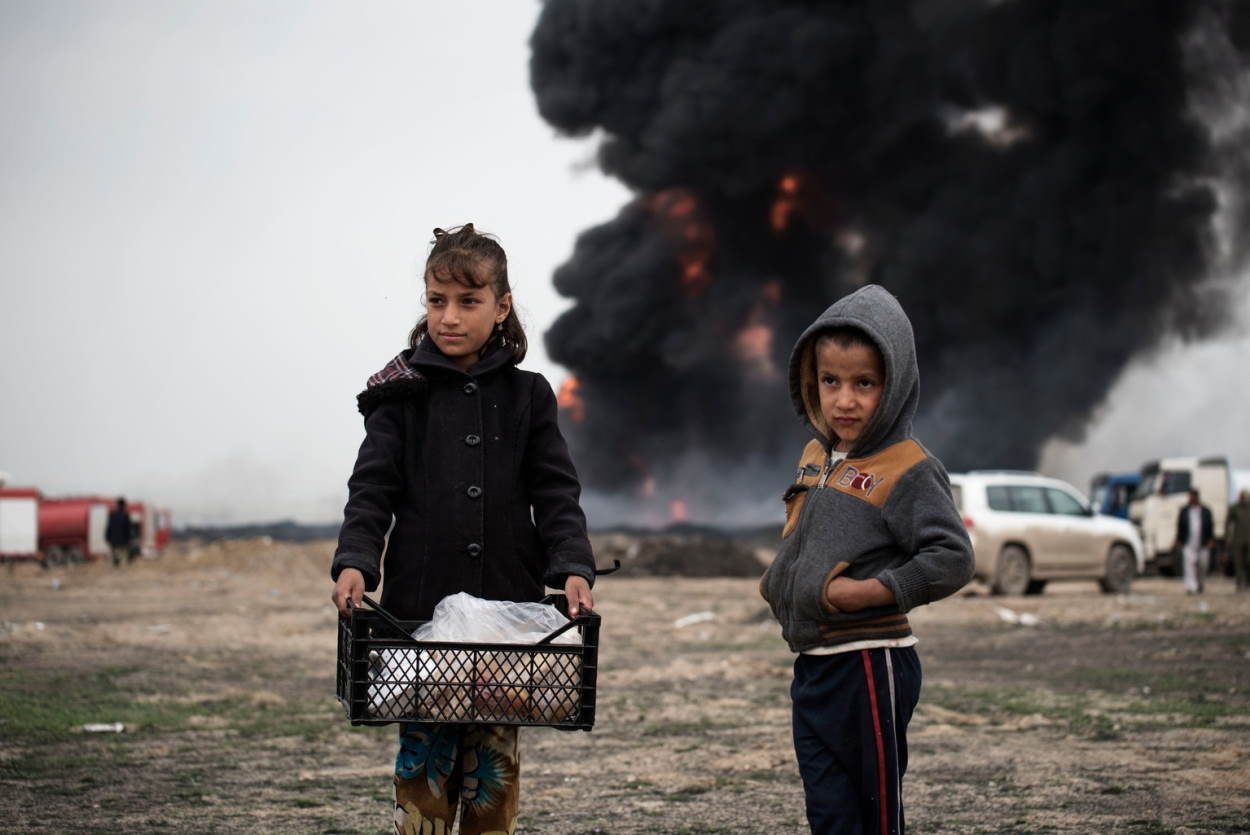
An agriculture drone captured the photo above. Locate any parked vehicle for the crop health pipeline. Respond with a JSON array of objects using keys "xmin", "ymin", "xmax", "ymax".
[
  {"xmin": 0, "ymin": 483, "xmax": 171, "ymax": 567},
  {"xmin": 1128, "ymin": 456, "xmax": 1229, "ymax": 575},
  {"xmin": 0, "ymin": 487, "xmax": 41, "ymax": 563},
  {"xmin": 1090, "ymin": 472, "xmax": 1142, "ymax": 519},
  {"xmin": 950, "ymin": 471, "xmax": 1144, "ymax": 595},
  {"xmin": 127, "ymin": 500, "xmax": 173, "ymax": 557},
  {"xmin": 38, "ymin": 496, "xmax": 114, "ymax": 565},
  {"xmin": 1233, "ymin": 470, "xmax": 1250, "ymax": 502}
]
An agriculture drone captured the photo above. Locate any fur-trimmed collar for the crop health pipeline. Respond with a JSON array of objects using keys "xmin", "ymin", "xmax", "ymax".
[
  {"xmin": 366, "ymin": 351, "xmax": 424, "ymax": 389},
  {"xmin": 355, "ymin": 341, "xmax": 515, "ymax": 416},
  {"xmin": 357, "ymin": 351, "xmax": 427, "ymax": 416}
]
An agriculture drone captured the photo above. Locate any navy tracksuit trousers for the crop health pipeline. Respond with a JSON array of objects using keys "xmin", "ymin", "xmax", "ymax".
[{"xmin": 791, "ymin": 647, "xmax": 922, "ymax": 835}]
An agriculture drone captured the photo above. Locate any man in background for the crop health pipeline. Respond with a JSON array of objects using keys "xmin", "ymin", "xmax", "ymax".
[
  {"xmin": 1175, "ymin": 489, "xmax": 1214, "ymax": 595},
  {"xmin": 1227, "ymin": 489, "xmax": 1250, "ymax": 592},
  {"xmin": 105, "ymin": 497, "xmax": 133, "ymax": 568}
]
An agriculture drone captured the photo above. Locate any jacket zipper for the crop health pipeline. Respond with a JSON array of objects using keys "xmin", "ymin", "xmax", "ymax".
[
  {"xmin": 780, "ymin": 456, "xmax": 830, "ymax": 617},
  {"xmin": 780, "ymin": 452, "xmax": 846, "ymax": 629},
  {"xmin": 819, "ymin": 454, "xmax": 846, "ymax": 489}
]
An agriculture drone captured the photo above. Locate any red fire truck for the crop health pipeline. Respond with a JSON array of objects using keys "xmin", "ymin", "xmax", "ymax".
[{"xmin": 0, "ymin": 487, "xmax": 172, "ymax": 566}]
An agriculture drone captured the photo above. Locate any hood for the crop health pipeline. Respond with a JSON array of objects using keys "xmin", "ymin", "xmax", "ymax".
[{"xmin": 787, "ymin": 284, "xmax": 919, "ymax": 456}]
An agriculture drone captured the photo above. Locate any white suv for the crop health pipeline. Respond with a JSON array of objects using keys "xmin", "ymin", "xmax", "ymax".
[{"xmin": 949, "ymin": 471, "xmax": 1145, "ymax": 595}]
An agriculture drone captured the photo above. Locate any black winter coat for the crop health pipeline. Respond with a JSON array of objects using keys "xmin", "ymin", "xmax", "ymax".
[
  {"xmin": 331, "ymin": 340, "xmax": 595, "ymax": 621},
  {"xmin": 105, "ymin": 508, "xmax": 132, "ymax": 547},
  {"xmin": 1175, "ymin": 503, "xmax": 1215, "ymax": 548}
]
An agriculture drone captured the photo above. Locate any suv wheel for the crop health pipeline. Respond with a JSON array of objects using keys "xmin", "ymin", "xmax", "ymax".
[
  {"xmin": 1099, "ymin": 544, "xmax": 1136, "ymax": 594},
  {"xmin": 992, "ymin": 545, "xmax": 1031, "ymax": 596}
]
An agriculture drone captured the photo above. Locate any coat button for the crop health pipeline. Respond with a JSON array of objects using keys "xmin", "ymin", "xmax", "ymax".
[
  {"xmin": 466, "ymin": 543, "xmax": 482, "ymax": 557},
  {"xmin": 466, "ymin": 485, "xmax": 482, "ymax": 499},
  {"xmin": 463, "ymin": 381, "xmax": 478, "ymax": 395},
  {"xmin": 465, "ymin": 434, "xmax": 481, "ymax": 446}
]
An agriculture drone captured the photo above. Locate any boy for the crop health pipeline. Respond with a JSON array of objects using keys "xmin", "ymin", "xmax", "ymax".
[{"xmin": 760, "ymin": 284, "xmax": 974, "ymax": 834}]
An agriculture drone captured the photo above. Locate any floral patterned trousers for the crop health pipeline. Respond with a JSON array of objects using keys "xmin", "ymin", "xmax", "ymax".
[{"xmin": 393, "ymin": 723, "xmax": 519, "ymax": 835}]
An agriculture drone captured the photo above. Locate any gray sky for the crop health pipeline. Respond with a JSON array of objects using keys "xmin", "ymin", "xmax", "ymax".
[
  {"xmin": 0, "ymin": 1, "xmax": 627, "ymax": 524},
  {"xmin": 2, "ymin": 1, "xmax": 1247, "ymax": 527}
]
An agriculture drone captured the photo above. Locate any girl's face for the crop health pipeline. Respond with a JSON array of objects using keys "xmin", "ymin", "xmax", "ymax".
[{"xmin": 424, "ymin": 269, "xmax": 511, "ymax": 371}]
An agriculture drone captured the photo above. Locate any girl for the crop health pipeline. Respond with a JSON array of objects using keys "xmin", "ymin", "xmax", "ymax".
[{"xmin": 331, "ymin": 224, "xmax": 596, "ymax": 835}]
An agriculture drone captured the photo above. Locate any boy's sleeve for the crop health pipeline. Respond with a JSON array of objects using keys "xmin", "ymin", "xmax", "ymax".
[
  {"xmin": 331, "ymin": 400, "xmax": 406, "ymax": 591},
  {"xmin": 876, "ymin": 457, "xmax": 975, "ymax": 612},
  {"xmin": 525, "ymin": 374, "xmax": 596, "ymax": 590}
]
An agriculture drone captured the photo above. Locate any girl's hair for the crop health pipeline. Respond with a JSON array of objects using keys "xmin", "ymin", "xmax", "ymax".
[{"xmin": 407, "ymin": 223, "xmax": 528, "ymax": 364}]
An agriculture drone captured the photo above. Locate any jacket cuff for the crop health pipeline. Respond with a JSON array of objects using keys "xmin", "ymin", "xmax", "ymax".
[
  {"xmin": 544, "ymin": 545, "xmax": 596, "ymax": 590},
  {"xmin": 877, "ymin": 563, "xmax": 927, "ymax": 614},
  {"xmin": 331, "ymin": 552, "xmax": 380, "ymax": 591}
]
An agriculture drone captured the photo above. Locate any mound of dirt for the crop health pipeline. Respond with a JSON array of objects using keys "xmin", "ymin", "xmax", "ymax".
[
  {"xmin": 590, "ymin": 530, "xmax": 773, "ymax": 577},
  {"xmin": 166, "ymin": 532, "xmax": 777, "ymax": 581},
  {"xmin": 158, "ymin": 537, "xmax": 331, "ymax": 578}
]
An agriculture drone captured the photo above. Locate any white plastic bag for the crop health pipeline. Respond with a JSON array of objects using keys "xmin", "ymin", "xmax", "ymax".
[{"xmin": 412, "ymin": 592, "xmax": 581, "ymax": 645}]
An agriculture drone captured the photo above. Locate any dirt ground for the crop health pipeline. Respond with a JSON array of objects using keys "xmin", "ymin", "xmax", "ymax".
[{"xmin": 2, "ymin": 539, "xmax": 1249, "ymax": 834}]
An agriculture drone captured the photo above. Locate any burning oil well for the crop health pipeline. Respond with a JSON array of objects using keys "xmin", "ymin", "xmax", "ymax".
[{"xmin": 531, "ymin": 0, "xmax": 1250, "ymax": 527}]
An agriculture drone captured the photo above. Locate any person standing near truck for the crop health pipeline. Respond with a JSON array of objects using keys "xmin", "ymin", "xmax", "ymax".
[
  {"xmin": 105, "ymin": 497, "xmax": 133, "ymax": 568},
  {"xmin": 1175, "ymin": 489, "xmax": 1214, "ymax": 594},
  {"xmin": 1227, "ymin": 489, "xmax": 1250, "ymax": 591}
]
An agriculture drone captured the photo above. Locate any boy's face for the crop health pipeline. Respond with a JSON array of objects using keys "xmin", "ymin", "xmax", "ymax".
[{"xmin": 815, "ymin": 338, "xmax": 885, "ymax": 452}]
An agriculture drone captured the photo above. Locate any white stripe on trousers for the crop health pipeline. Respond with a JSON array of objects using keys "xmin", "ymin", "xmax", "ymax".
[{"xmin": 884, "ymin": 648, "xmax": 901, "ymax": 835}]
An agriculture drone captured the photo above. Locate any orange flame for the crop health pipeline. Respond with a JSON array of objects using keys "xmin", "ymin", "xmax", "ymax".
[
  {"xmin": 734, "ymin": 279, "xmax": 783, "ymax": 380},
  {"xmin": 557, "ymin": 377, "xmax": 585, "ymax": 423},
  {"xmin": 670, "ymin": 498, "xmax": 689, "ymax": 523},
  {"xmin": 770, "ymin": 173, "xmax": 803, "ymax": 233},
  {"xmin": 648, "ymin": 188, "xmax": 715, "ymax": 298},
  {"xmin": 735, "ymin": 323, "xmax": 774, "ymax": 366}
]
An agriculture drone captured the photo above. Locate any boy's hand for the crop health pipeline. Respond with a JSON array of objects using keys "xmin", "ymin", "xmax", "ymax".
[
  {"xmin": 332, "ymin": 568, "xmax": 365, "ymax": 616},
  {"xmin": 564, "ymin": 575, "xmax": 593, "ymax": 618},
  {"xmin": 825, "ymin": 577, "xmax": 894, "ymax": 612}
]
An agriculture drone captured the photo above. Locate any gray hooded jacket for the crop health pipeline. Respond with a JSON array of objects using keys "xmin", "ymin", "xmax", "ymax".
[{"xmin": 760, "ymin": 285, "xmax": 974, "ymax": 652}]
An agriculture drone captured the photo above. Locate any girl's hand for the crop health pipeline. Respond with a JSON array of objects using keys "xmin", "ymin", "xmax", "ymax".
[
  {"xmin": 564, "ymin": 575, "xmax": 593, "ymax": 618},
  {"xmin": 824, "ymin": 576, "xmax": 893, "ymax": 612},
  {"xmin": 332, "ymin": 568, "xmax": 365, "ymax": 616}
]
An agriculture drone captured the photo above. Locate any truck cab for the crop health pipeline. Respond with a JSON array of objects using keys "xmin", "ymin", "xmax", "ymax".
[
  {"xmin": 1128, "ymin": 456, "xmax": 1229, "ymax": 574},
  {"xmin": 1090, "ymin": 472, "xmax": 1141, "ymax": 519}
]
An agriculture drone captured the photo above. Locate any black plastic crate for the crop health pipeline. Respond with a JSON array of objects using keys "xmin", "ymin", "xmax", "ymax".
[{"xmin": 337, "ymin": 594, "xmax": 600, "ymax": 730}]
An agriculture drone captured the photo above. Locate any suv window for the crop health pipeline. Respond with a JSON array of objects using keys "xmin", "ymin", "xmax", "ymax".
[
  {"xmin": 1046, "ymin": 488, "xmax": 1086, "ymax": 516},
  {"xmin": 1160, "ymin": 470, "xmax": 1192, "ymax": 495},
  {"xmin": 950, "ymin": 484, "xmax": 963, "ymax": 511},
  {"xmin": 986, "ymin": 485, "xmax": 1012, "ymax": 511},
  {"xmin": 1008, "ymin": 485, "xmax": 1048, "ymax": 514}
]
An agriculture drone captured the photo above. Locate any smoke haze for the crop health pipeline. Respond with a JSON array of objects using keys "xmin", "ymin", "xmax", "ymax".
[{"xmin": 530, "ymin": 0, "xmax": 1250, "ymax": 524}]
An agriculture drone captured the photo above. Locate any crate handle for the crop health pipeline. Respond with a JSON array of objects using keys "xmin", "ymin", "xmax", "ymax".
[
  {"xmin": 347, "ymin": 595, "xmax": 423, "ymax": 646},
  {"xmin": 535, "ymin": 603, "xmax": 598, "ymax": 646},
  {"xmin": 352, "ymin": 594, "xmax": 595, "ymax": 648}
]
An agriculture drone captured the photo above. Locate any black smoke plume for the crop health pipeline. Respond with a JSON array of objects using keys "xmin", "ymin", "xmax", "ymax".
[{"xmin": 530, "ymin": 0, "xmax": 1250, "ymax": 525}]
